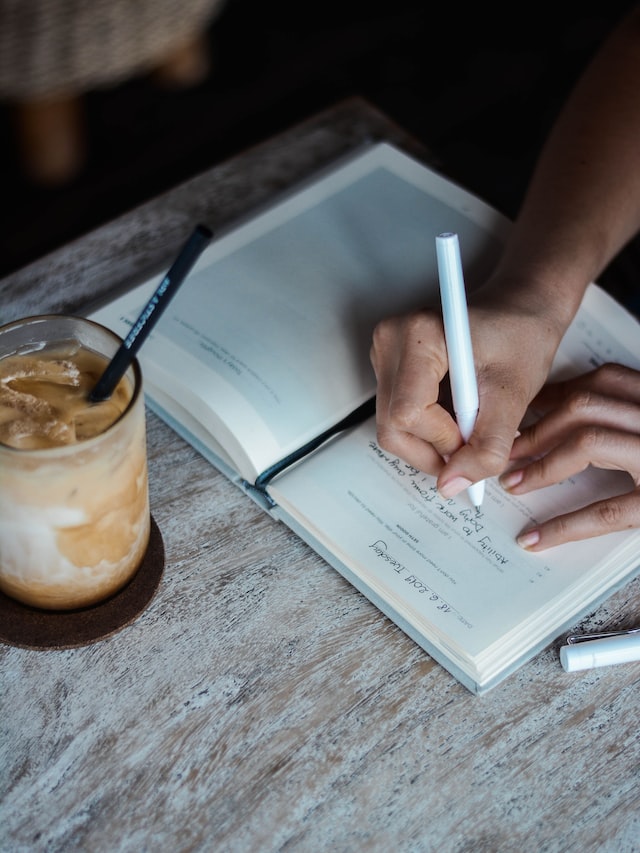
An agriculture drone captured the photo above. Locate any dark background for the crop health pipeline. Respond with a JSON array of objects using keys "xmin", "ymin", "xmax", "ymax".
[{"xmin": 0, "ymin": 1, "xmax": 637, "ymax": 305}]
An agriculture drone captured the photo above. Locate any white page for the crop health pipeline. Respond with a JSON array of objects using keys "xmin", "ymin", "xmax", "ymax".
[
  {"xmin": 91, "ymin": 144, "xmax": 508, "ymax": 481},
  {"xmin": 552, "ymin": 281, "xmax": 640, "ymax": 376}
]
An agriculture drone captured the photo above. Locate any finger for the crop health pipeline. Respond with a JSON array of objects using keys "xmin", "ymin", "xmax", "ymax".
[
  {"xmin": 533, "ymin": 363, "xmax": 640, "ymax": 413},
  {"xmin": 386, "ymin": 314, "xmax": 456, "ymax": 441},
  {"xmin": 375, "ymin": 380, "xmax": 458, "ymax": 475},
  {"xmin": 371, "ymin": 312, "xmax": 462, "ymax": 473},
  {"xmin": 370, "ymin": 315, "xmax": 403, "ymax": 420},
  {"xmin": 503, "ymin": 425, "xmax": 640, "ymax": 495},
  {"xmin": 510, "ymin": 393, "xmax": 640, "ymax": 463},
  {"xmin": 515, "ymin": 489, "xmax": 640, "ymax": 551},
  {"xmin": 439, "ymin": 363, "xmax": 532, "ymax": 496},
  {"xmin": 374, "ymin": 424, "xmax": 447, "ymax": 476}
]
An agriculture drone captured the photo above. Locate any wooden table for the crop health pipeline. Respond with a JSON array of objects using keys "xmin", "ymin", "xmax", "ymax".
[{"xmin": 2, "ymin": 98, "xmax": 640, "ymax": 852}]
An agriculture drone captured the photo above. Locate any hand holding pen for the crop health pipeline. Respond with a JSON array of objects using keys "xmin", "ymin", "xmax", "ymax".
[{"xmin": 370, "ymin": 233, "xmax": 555, "ymax": 516}]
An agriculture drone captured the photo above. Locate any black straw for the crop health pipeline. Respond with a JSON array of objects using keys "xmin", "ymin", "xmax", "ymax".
[{"xmin": 89, "ymin": 224, "xmax": 213, "ymax": 402}]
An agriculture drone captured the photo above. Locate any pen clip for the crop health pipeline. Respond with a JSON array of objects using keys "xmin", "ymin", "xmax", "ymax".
[{"xmin": 566, "ymin": 627, "xmax": 640, "ymax": 644}]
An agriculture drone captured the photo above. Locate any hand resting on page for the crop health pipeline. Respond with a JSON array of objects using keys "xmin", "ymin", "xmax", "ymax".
[{"xmin": 499, "ymin": 363, "xmax": 640, "ymax": 550}]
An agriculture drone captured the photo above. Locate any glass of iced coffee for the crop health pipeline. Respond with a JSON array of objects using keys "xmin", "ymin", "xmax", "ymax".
[{"xmin": 0, "ymin": 315, "xmax": 150, "ymax": 610}]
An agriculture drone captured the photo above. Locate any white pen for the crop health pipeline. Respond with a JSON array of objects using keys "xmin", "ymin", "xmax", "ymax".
[
  {"xmin": 560, "ymin": 628, "xmax": 640, "ymax": 672},
  {"xmin": 435, "ymin": 232, "xmax": 484, "ymax": 509}
]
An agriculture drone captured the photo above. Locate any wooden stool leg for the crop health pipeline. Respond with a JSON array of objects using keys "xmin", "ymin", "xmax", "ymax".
[
  {"xmin": 152, "ymin": 34, "xmax": 211, "ymax": 88},
  {"xmin": 13, "ymin": 94, "xmax": 86, "ymax": 186}
]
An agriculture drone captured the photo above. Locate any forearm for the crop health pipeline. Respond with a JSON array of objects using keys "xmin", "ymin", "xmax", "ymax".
[
  {"xmin": 372, "ymin": 7, "xmax": 640, "ymax": 493},
  {"xmin": 482, "ymin": 7, "xmax": 640, "ymax": 329}
]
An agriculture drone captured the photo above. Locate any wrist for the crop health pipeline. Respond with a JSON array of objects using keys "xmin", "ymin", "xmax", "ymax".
[{"xmin": 472, "ymin": 267, "xmax": 585, "ymax": 345}]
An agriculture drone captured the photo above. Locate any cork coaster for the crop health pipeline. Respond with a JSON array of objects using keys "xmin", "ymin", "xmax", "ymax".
[{"xmin": 0, "ymin": 516, "xmax": 164, "ymax": 650}]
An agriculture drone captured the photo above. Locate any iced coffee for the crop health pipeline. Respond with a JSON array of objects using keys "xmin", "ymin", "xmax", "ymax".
[{"xmin": 0, "ymin": 315, "xmax": 150, "ymax": 610}]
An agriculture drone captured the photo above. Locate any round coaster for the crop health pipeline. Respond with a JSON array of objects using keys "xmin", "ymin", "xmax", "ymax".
[{"xmin": 0, "ymin": 516, "xmax": 164, "ymax": 650}]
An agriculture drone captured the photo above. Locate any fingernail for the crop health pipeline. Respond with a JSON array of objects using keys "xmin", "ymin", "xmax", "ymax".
[
  {"xmin": 500, "ymin": 468, "xmax": 524, "ymax": 490},
  {"xmin": 517, "ymin": 528, "xmax": 540, "ymax": 550},
  {"xmin": 440, "ymin": 476, "xmax": 473, "ymax": 499}
]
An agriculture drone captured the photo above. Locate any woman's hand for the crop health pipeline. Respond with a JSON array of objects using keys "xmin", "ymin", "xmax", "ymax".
[
  {"xmin": 370, "ymin": 294, "xmax": 564, "ymax": 499},
  {"xmin": 500, "ymin": 363, "xmax": 640, "ymax": 549}
]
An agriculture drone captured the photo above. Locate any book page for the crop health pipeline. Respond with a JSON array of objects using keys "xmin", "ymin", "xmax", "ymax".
[
  {"xmin": 269, "ymin": 418, "xmax": 639, "ymax": 678},
  {"xmin": 268, "ymin": 282, "xmax": 640, "ymax": 684},
  {"xmin": 552, "ymin": 281, "xmax": 640, "ymax": 376},
  {"xmin": 91, "ymin": 143, "xmax": 508, "ymax": 481}
]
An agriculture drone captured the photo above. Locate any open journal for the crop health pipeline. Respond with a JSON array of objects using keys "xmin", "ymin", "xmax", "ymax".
[{"xmin": 90, "ymin": 142, "xmax": 640, "ymax": 694}]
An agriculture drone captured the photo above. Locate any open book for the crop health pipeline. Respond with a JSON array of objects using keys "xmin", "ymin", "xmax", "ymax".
[{"xmin": 91, "ymin": 142, "xmax": 640, "ymax": 694}]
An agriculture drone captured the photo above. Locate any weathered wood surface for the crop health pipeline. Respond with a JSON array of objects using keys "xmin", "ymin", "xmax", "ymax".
[{"xmin": 1, "ymin": 98, "xmax": 639, "ymax": 853}]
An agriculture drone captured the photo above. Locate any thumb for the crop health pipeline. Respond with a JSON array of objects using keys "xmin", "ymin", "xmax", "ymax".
[{"xmin": 437, "ymin": 384, "xmax": 527, "ymax": 497}]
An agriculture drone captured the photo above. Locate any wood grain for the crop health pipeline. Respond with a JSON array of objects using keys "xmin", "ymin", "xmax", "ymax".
[{"xmin": 1, "ymin": 98, "xmax": 639, "ymax": 853}]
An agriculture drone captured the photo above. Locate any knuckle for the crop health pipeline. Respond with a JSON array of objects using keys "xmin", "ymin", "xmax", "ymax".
[
  {"xmin": 552, "ymin": 515, "xmax": 572, "ymax": 540},
  {"xmin": 388, "ymin": 399, "xmax": 425, "ymax": 432},
  {"xmin": 402, "ymin": 311, "xmax": 430, "ymax": 337},
  {"xmin": 595, "ymin": 500, "xmax": 628, "ymax": 528},
  {"xmin": 565, "ymin": 389, "xmax": 597, "ymax": 417},
  {"xmin": 478, "ymin": 448, "xmax": 510, "ymax": 477},
  {"xmin": 403, "ymin": 312, "xmax": 442, "ymax": 352},
  {"xmin": 573, "ymin": 424, "xmax": 604, "ymax": 453},
  {"xmin": 593, "ymin": 362, "xmax": 628, "ymax": 386},
  {"xmin": 371, "ymin": 319, "xmax": 394, "ymax": 353},
  {"xmin": 375, "ymin": 425, "xmax": 405, "ymax": 455},
  {"xmin": 475, "ymin": 434, "xmax": 514, "ymax": 476},
  {"xmin": 371, "ymin": 317, "xmax": 390, "ymax": 340}
]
